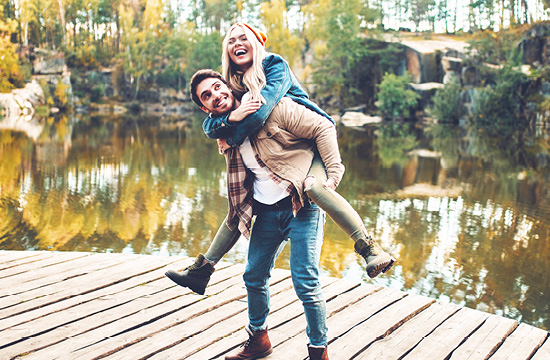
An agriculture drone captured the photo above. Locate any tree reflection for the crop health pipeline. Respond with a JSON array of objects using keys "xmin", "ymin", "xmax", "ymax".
[{"xmin": 0, "ymin": 115, "xmax": 549, "ymax": 329}]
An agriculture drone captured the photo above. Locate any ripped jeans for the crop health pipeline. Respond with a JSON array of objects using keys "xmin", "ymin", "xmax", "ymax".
[
  {"xmin": 204, "ymin": 153, "xmax": 369, "ymax": 263},
  {"xmin": 245, "ymin": 201, "xmax": 327, "ymax": 346}
]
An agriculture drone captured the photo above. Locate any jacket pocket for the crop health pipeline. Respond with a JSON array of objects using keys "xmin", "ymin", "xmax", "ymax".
[{"xmin": 256, "ymin": 123, "xmax": 280, "ymax": 140}]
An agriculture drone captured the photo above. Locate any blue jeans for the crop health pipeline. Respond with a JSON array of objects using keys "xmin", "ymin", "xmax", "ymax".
[{"xmin": 244, "ymin": 200, "xmax": 327, "ymax": 346}]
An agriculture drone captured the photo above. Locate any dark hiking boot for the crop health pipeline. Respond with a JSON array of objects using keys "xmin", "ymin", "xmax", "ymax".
[
  {"xmin": 225, "ymin": 327, "xmax": 273, "ymax": 360},
  {"xmin": 354, "ymin": 237, "xmax": 396, "ymax": 278},
  {"xmin": 164, "ymin": 254, "xmax": 214, "ymax": 295},
  {"xmin": 308, "ymin": 345, "xmax": 329, "ymax": 360}
]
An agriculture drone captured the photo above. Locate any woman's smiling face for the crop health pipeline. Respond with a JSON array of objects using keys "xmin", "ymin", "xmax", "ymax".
[{"xmin": 227, "ymin": 26, "xmax": 254, "ymax": 71}]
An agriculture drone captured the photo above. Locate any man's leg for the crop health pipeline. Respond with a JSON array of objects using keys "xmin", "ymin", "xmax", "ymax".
[
  {"xmin": 286, "ymin": 202, "xmax": 328, "ymax": 347},
  {"xmin": 244, "ymin": 210, "xmax": 286, "ymax": 331},
  {"xmin": 225, "ymin": 209, "xmax": 285, "ymax": 360}
]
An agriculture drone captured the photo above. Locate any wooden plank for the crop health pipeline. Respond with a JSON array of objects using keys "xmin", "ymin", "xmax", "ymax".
[
  {"xmin": 0, "ymin": 250, "xmax": 41, "ymax": 262},
  {"xmin": 1, "ymin": 264, "xmax": 190, "ymax": 347},
  {"xmin": 267, "ymin": 286, "xmax": 407, "ymax": 360},
  {"xmin": 448, "ymin": 314, "xmax": 518, "ymax": 360},
  {"xmin": 0, "ymin": 253, "xmax": 184, "ymax": 313},
  {"xmin": 0, "ymin": 252, "xmax": 90, "ymax": 279},
  {"xmin": 326, "ymin": 294, "xmax": 435, "ymax": 359},
  {"xmin": 0, "ymin": 251, "xmax": 59, "ymax": 271},
  {"xmin": 530, "ymin": 336, "xmax": 550, "ymax": 360},
  {"xmin": 146, "ymin": 278, "xmax": 298, "ymax": 360},
  {"xmin": 0, "ymin": 255, "xmax": 174, "ymax": 349},
  {"xmin": 107, "ymin": 275, "xmax": 300, "ymax": 360},
  {"xmin": 488, "ymin": 323, "xmax": 548, "ymax": 360},
  {"xmin": 106, "ymin": 274, "xmax": 338, "ymax": 360},
  {"xmin": 325, "ymin": 287, "xmax": 406, "ymax": 338},
  {"xmin": 1, "ymin": 251, "xmax": 548, "ymax": 360},
  {"xmin": 355, "ymin": 300, "xmax": 461, "ymax": 360},
  {"xmin": 401, "ymin": 307, "xmax": 489, "ymax": 359},
  {"xmin": 184, "ymin": 278, "xmax": 368, "ymax": 360},
  {"xmin": 0, "ymin": 255, "xmax": 153, "ymax": 316},
  {"xmin": 0, "ymin": 256, "xmax": 196, "ymax": 330},
  {"xmin": 5, "ymin": 263, "xmax": 249, "ymax": 360},
  {"xmin": 62, "ymin": 265, "xmax": 278, "ymax": 360},
  {"xmin": 325, "ymin": 282, "xmax": 383, "ymax": 317},
  {"xmin": 0, "ymin": 252, "xmax": 134, "ymax": 296}
]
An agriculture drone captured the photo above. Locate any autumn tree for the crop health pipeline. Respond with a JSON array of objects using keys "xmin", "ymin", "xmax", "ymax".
[
  {"xmin": 303, "ymin": 0, "xmax": 386, "ymax": 108},
  {"xmin": 0, "ymin": 4, "xmax": 21, "ymax": 92},
  {"xmin": 259, "ymin": 0, "xmax": 302, "ymax": 67}
]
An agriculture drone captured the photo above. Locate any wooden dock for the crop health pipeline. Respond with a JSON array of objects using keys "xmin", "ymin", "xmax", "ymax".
[{"xmin": 1, "ymin": 250, "xmax": 549, "ymax": 360}]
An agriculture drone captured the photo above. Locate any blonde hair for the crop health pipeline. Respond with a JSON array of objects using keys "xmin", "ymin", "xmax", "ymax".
[{"xmin": 222, "ymin": 23, "xmax": 267, "ymax": 100}]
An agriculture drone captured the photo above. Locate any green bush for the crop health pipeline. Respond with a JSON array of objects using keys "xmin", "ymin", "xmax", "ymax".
[
  {"xmin": 90, "ymin": 84, "xmax": 105, "ymax": 102},
  {"xmin": 377, "ymin": 73, "xmax": 419, "ymax": 119},
  {"xmin": 471, "ymin": 66, "xmax": 531, "ymax": 128},
  {"xmin": 35, "ymin": 105, "xmax": 50, "ymax": 117},
  {"xmin": 431, "ymin": 80, "xmax": 463, "ymax": 123},
  {"xmin": 39, "ymin": 79, "xmax": 54, "ymax": 107},
  {"xmin": 128, "ymin": 101, "xmax": 141, "ymax": 114}
]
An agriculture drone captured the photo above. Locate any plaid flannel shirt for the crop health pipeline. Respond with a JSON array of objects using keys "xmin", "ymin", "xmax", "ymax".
[{"xmin": 225, "ymin": 140, "xmax": 298, "ymax": 239}]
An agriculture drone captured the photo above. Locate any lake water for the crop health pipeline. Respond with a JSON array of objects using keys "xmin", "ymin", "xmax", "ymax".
[{"xmin": 1, "ymin": 112, "xmax": 549, "ymax": 330}]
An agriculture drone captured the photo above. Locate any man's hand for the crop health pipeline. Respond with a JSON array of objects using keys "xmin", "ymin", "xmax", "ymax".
[
  {"xmin": 227, "ymin": 96, "xmax": 263, "ymax": 123},
  {"xmin": 217, "ymin": 138, "xmax": 230, "ymax": 154}
]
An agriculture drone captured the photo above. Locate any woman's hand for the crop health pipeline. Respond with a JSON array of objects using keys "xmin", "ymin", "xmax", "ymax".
[
  {"xmin": 323, "ymin": 178, "xmax": 337, "ymax": 190},
  {"xmin": 217, "ymin": 138, "xmax": 230, "ymax": 154},
  {"xmin": 303, "ymin": 176, "xmax": 337, "ymax": 192},
  {"xmin": 227, "ymin": 96, "xmax": 263, "ymax": 123}
]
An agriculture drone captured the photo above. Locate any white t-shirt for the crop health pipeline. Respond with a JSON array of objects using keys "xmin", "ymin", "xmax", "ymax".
[
  {"xmin": 237, "ymin": 92, "xmax": 289, "ymax": 205},
  {"xmin": 239, "ymin": 137, "xmax": 289, "ymax": 205}
]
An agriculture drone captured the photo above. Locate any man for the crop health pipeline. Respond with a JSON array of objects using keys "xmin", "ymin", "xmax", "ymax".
[{"xmin": 190, "ymin": 69, "xmax": 339, "ymax": 360}]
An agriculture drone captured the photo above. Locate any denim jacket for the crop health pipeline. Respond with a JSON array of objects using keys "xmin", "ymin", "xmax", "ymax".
[{"xmin": 202, "ymin": 53, "xmax": 334, "ymax": 147}]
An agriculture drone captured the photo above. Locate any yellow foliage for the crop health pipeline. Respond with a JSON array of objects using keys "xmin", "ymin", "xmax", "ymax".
[
  {"xmin": 54, "ymin": 82, "xmax": 68, "ymax": 107},
  {"xmin": 259, "ymin": 0, "xmax": 303, "ymax": 67},
  {"xmin": 144, "ymin": 0, "xmax": 164, "ymax": 31},
  {"xmin": 0, "ymin": 12, "xmax": 20, "ymax": 93}
]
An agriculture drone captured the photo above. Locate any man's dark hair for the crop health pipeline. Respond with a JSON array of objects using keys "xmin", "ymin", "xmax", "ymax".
[{"xmin": 190, "ymin": 69, "xmax": 226, "ymax": 107}]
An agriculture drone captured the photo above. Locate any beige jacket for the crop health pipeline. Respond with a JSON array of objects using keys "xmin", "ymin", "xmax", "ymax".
[{"xmin": 250, "ymin": 97, "xmax": 345, "ymax": 205}]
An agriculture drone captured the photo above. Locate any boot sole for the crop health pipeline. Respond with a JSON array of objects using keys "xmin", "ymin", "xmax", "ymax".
[
  {"xmin": 226, "ymin": 347, "xmax": 273, "ymax": 360},
  {"xmin": 249, "ymin": 348, "xmax": 273, "ymax": 360},
  {"xmin": 249, "ymin": 348, "xmax": 274, "ymax": 360},
  {"xmin": 367, "ymin": 257, "xmax": 396, "ymax": 278},
  {"xmin": 164, "ymin": 271, "xmax": 207, "ymax": 295}
]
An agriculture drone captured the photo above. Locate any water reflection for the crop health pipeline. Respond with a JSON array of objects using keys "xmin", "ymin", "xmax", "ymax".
[{"xmin": 0, "ymin": 113, "xmax": 549, "ymax": 330}]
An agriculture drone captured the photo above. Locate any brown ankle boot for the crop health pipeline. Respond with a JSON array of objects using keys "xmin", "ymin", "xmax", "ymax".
[
  {"xmin": 308, "ymin": 345, "xmax": 329, "ymax": 360},
  {"xmin": 354, "ymin": 237, "xmax": 396, "ymax": 278},
  {"xmin": 225, "ymin": 327, "xmax": 273, "ymax": 360}
]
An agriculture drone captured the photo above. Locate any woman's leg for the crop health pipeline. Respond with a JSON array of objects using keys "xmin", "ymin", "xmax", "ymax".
[
  {"xmin": 304, "ymin": 154, "xmax": 395, "ymax": 278},
  {"xmin": 305, "ymin": 155, "xmax": 369, "ymax": 243},
  {"xmin": 204, "ymin": 214, "xmax": 242, "ymax": 263},
  {"xmin": 165, "ymin": 214, "xmax": 241, "ymax": 294}
]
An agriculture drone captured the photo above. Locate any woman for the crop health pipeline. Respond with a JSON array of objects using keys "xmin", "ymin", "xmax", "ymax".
[{"xmin": 165, "ymin": 23, "xmax": 395, "ymax": 296}]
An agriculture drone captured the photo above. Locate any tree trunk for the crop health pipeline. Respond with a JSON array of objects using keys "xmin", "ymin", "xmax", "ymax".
[
  {"xmin": 134, "ymin": 75, "xmax": 140, "ymax": 100},
  {"xmin": 58, "ymin": 0, "xmax": 67, "ymax": 47},
  {"xmin": 23, "ymin": 22, "xmax": 28, "ymax": 46}
]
